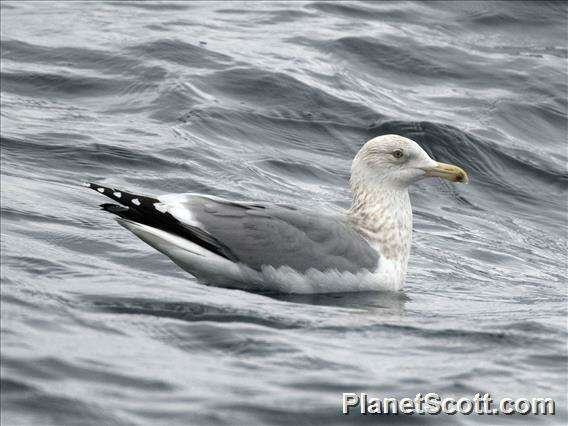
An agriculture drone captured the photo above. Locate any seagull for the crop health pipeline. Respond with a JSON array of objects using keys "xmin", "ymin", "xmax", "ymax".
[{"xmin": 87, "ymin": 135, "xmax": 468, "ymax": 294}]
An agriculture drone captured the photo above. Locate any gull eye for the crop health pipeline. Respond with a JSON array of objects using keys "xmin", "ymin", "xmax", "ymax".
[{"xmin": 392, "ymin": 149, "xmax": 404, "ymax": 159}]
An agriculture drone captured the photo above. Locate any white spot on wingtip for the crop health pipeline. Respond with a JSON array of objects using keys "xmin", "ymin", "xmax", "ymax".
[
  {"xmin": 81, "ymin": 182, "xmax": 90, "ymax": 187},
  {"xmin": 97, "ymin": 187, "xmax": 105, "ymax": 193},
  {"xmin": 113, "ymin": 191, "xmax": 122, "ymax": 198},
  {"xmin": 132, "ymin": 198, "xmax": 140, "ymax": 206}
]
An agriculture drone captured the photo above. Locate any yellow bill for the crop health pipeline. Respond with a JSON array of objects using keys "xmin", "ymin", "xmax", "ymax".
[{"xmin": 422, "ymin": 162, "xmax": 469, "ymax": 184}]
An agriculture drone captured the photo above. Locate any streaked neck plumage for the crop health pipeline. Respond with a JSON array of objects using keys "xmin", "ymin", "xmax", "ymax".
[{"xmin": 347, "ymin": 172, "xmax": 413, "ymax": 283}]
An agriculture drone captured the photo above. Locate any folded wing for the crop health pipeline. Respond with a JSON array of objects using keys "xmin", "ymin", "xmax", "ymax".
[{"xmin": 157, "ymin": 194, "xmax": 379, "ymax": 274}]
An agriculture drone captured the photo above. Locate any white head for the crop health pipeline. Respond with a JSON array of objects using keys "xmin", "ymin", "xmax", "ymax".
[
  {"xmin": 348, "ymin": 135, "xmax": 468, "ymax": 290},
  {"xmin": 351, "ymin": 134, "xmax": 468, "ymax": 191}
]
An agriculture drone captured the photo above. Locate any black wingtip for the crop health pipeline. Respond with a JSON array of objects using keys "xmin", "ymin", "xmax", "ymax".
[
  {"xmin": 85, "ymin": 182, "xmax": 107, "ymax": 194},
  {"xmin": 89, "ymin": 184, "xmax": 237, "ymax": 262},
  {"xmin": 99, "ymin": 202, "xmax": 145, "ymax": 222},
  {"xmin": 100, "ymin": 203, "xmax": 128, "ymax": 213},
  {"xmin": 86, "ymin": 182, "xmax": 162, "ymax": 211},
  {"xmin": 86, "ymin": 182, "xmax": 120, "ymax": 202}
]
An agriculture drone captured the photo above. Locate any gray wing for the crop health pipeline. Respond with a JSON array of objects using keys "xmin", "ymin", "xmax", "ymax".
[{"xmin": 158, "ymin": 194, "xmax": 379, "ymax": 274}]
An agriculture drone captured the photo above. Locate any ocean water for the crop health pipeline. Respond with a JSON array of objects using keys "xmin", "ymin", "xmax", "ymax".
[{"xmin": 1, "ymin": 1, "xmax": 566, "ymax": 425}]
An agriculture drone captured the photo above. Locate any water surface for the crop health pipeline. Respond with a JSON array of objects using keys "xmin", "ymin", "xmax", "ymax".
[{"xmin": 1, "ymin": 1, "xmax": 567, "ymax": 425}]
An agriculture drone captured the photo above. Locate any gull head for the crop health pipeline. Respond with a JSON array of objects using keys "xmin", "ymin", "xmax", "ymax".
[{"xmin": 351, "ymin": 134, "xmax": 468, "ymax": 190}]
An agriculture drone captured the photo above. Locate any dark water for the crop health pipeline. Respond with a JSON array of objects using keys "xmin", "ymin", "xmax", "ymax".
[{"xmin": 1, "ymin": 1, "xmax": 567, "ymax": 425}]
